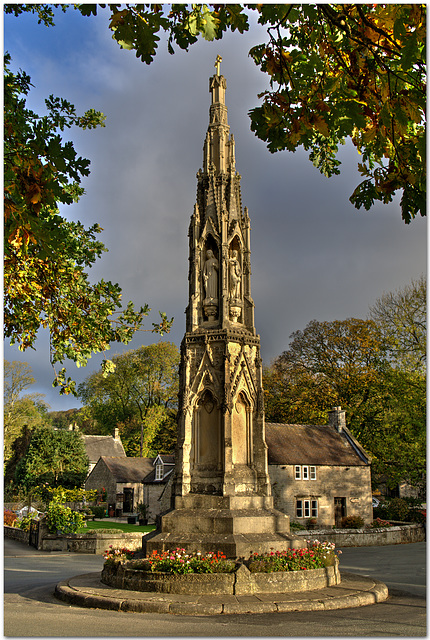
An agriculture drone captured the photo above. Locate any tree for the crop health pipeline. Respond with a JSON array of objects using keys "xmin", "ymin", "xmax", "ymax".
[
  {"xmin": 267, "ymin": 316, "xmax": 426, "ymax": 494},
  {"xmin": 6, "ymin": 4, "xmax": 426, "ymax": 222},
  {"xmin": 4, "ymin": 359, "xmax": 50, "ymax": 462},
  {"xmin": 4, "ymin": 54, "xmax": 172, "ymax": 395},
  {"xmin": 15, "ymin": 427, "xmax": 89, "ymax": 489},
  {"xmin": 78, "ymin": 342, "xmax": 179, "ymax": 456},
  {"xmin": 369, "ymin": 274, "xmax": 426, "ymax": 372}
]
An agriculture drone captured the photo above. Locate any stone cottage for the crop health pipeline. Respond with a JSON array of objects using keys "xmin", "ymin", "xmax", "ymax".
[
  {"xmin": 142, "ymin": 408, "xmax": 372, "ymax": 527},
  {"xmin": 82, "ymin": 428, "xmax": 126, "ymax": 475},
  {"xmin": 85, "ymin": 456, "xmax": 153, "ymax": 516},
  {"xmin": 265, "ymin": 407, "xmax": 373, "ymax": 527},
  {"xmin": 141, "ymin": 455, "xmax": 175, "ymax": 523}
]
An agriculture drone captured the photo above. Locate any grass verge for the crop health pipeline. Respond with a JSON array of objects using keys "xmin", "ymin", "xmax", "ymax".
[{"xmin": 78, "ymin": 520, "xmax": 156, "ymax": 534}]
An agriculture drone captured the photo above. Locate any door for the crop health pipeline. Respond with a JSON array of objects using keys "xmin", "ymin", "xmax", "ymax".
[
  {"xmin": 123, "ymin": 488, "xmax": 134, "ymax": 513},
  {"xmin": 334, "ymin": 497, "xmax": 346, "ymax": 527}
]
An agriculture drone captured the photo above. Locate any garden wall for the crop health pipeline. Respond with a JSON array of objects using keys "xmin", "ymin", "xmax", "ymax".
[
  {"xmin": 294, "ymin": 523, "xmax": 425, "ymax": 547},
  {"xmin": 4, "ymin": 525, "xmax": 30, "ymax": 544},
  {"xmin": 5, "ymin": 523, "xmax": 424, "ymax": 553}
]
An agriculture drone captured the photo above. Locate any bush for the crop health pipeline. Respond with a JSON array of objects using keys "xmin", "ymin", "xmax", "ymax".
[
  {"xmin": 4, "ymin": 510, "xmax": 17, "ymax": 526},
  {"xmin": 385, "ymin": 498, "xmax": 409, "ymax": 521},
  {"xmin": 340, "ymin": 515, "xmax": 365, "ymax": 529},
  {"xmin": 90, "ymin": 506, "xmax": 106, "ymax": 519},
  {"xmin": 17, "ymin": 511, "xmax": 41, "ymax": 531},
  {"xmin": 290, "ymin": 521, "xmax": 307, "ymax": 531},
  {"xmin": 46, "ymin": 501, "xmax": 85, "ymax": 534},
  {"xmin": 366, "ymin": 518, "xmax": 392, "ymax": 529}
]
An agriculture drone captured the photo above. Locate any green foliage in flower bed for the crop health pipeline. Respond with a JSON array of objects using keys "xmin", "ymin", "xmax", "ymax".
[
  {"xmin": 103, "ymin": 542, "xmax": 340, "ymax": 574},
  {"xmin": 104, "ymin": 546, "xmax": 137, "ymax": 564},
  {"xmin": 128, "ymin": 549, "xmax": 237, "ymax": 574},
  {"xmin": 247, "ymin": 541, "xmax": 339, "ymax": 573}
]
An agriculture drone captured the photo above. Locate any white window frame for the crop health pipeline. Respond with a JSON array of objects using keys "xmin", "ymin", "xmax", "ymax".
[
  {"xmin": 310, "ymin": 466, "xmax": 316, "ymax": 480},
  {"xmin": 296, "ymin": 500, "xmax": 303, "ymax": 518},
  {"xmin": 295, "ymin": 465, "xmax": 301, "ymax": 480},
  {"xmin": 302, "ymin": 465, "xmax": 309, "ymax": 480},
  {"xmin": 304, "ymin": 499, "xmax": 311, "ymax": 517},
  {"xmin": 155, "ymin": 463, "xmax": 163, "ymax": 481}
]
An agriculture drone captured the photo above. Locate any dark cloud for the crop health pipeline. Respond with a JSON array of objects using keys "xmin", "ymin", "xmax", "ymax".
[{"xmin": 4, "ymin": 10, "xmax": 426, "ymax": 410}]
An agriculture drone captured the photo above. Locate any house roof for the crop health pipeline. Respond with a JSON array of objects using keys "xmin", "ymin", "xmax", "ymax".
[
  {"xmin": 154, "ymin": 454, "xmax": 175, "ymax": 465},
  {"xmin": 82, "ymin": 435, "xmax": 126, "ymax": 462},
  {"xmin": 142, "ymin": 466, "xmax": 175, "ymax": 484},
  {"xmin": 265, "ymin": 423, "xmax": 368, "ymax": 466},
  {"xmin": 99, "ymin": 456, "xmax": 154, "ymax": 482}
]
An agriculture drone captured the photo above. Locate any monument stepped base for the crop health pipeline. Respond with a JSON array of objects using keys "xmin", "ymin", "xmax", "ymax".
[{"xmin": 142, "ymin": 494, "xmax": 304, "ymax": 558}]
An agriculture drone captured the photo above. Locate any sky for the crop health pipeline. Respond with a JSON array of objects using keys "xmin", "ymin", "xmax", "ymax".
[{"xmin": 4, "ymin": 7, "xmax": 427, "ymax": 412}]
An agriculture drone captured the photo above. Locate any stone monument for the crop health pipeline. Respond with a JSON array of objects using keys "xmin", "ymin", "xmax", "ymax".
[{"xmin": 143, "ymin": 58, "xmax": 301, "ymax": 558}]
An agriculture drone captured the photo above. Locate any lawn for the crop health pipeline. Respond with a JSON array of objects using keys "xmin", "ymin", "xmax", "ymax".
[{"xmin": 78, "ymin": 520, "xmax": 156, "ymax": 534}]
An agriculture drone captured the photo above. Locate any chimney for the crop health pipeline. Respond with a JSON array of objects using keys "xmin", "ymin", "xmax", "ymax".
[
  {"xmin": 328, "ymin": 406, "xmax": 346, "ymax": 433},
  {"xmin": 113, "ymin": 427, "xmax": 120, "ymax": 440}
]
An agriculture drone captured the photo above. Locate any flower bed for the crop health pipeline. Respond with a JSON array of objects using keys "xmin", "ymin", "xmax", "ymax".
[{"xmin": 101, "ymin": 542, "xmax": 341, "ymax": 595}]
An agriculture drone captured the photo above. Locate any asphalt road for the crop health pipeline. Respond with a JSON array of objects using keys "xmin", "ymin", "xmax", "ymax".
[{"xmin": 4, "ymin": 539, "xmax": 426, "ymax": 637}]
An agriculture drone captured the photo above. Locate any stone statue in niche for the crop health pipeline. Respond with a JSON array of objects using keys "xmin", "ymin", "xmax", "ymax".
[
  {"xmin": 229, "ymin": 250, "xmax": 241, "ymax": 300},
  {"xmin": 203, "ymin": 250, "xmax": 219, "ymax": 302}
]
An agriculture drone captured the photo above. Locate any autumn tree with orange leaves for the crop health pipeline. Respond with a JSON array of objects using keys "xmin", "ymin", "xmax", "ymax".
[{"xmin": 6, "ymin": 3, "xmax": 425, "ymax": 221}]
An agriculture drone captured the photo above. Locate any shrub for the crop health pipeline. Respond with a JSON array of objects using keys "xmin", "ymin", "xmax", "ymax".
[
  {"xmin": 17, "ymin": 511, "xmax": 41, "ymax": 531},
  {"xmin": 366, "ymin": 518, "xmax": 392, "ymax": 529},
  {"xmin": 385, "ymin": 498, "xmax": 409, "ymax": 521},
  {"xmin": 290, "ymin": 521, "xmax": 307, "ymax": 531},
  {"xmin": 46, "ymin": 501, "xmax": 85, "ymax": 534},
  {"xmin": 340, "ymin": 515, "xmax": 365, "ymax": 529},
  {"xmin": 90, "ymin": 506, "xmax": 106, "ymax": 519},
  {"xmin": 4, "ymin": 510, "xmax": 17, "ymax": 526}
]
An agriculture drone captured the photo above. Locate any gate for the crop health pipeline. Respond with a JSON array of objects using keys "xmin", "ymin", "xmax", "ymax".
[{"xmin": 29, "ymin": 519, "xmax": 40, "ymax": 548}]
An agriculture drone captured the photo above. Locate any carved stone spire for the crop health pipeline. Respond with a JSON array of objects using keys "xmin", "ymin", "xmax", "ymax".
[
  {"xmin": 142, "ymin": 62, "xmax": 299, "ymax": 560},
  {"xmin": 187, "ymin": 63, "xmax": 254, "ymax": 333}
]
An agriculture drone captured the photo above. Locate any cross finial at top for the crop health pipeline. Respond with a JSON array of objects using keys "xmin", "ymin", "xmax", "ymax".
[{"xmin": 215, "ymin": 55, "xmax": 222, "ymax": 76}]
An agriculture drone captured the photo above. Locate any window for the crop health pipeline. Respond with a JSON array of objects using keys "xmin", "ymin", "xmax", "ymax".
[
  {"xmin": 296, "ymin": 498, "xmax": 318, "ymax": 518},
  {"xmin": 311, "ymin": 500, "xmax": 318, "ymax": 517},
  {"xmin": 155, "ymin": 463, "xmax": 163, "ymax": 481},
  {"xmin": 295, "ymin": 465, "xmax": 316, "ymax": 480},
  {"xmin": 304, "ymin": 499, "xmax": 310, "ymax": 517}
]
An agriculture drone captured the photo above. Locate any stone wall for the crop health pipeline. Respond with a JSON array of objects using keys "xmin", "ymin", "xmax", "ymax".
[
  {"xmin": 39, "ymin": 532, "xmax": 144, "ymax": 554},
  {"xmin": 5, "ymin": 523, "xmax": 424, "ymax": 553},
  {"xmin": 269, "ymin": 464, "xmax": 373, "ymax": 527},
  {"xmin": 142, "ymin": 477, "xmax": 173, "ymax": 524},
  {"xmin": 102, "ymin": 561, "xmax": 340, "ymax": 595},
  {"xmin": 84, "ymin": 463, "xmax": 118, "ymax": 506},
  {"xmin": 294, "ymin": 523, "xmax": 425, "ymax": 547},
  {"xmin": 4, "ymin": 525, "xmax": 30, "ymax": 544}
]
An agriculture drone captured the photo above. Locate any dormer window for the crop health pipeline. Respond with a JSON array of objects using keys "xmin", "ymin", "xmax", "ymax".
[{"xmin": 155, "ymin": 463, "xmax": 163, "ymax": 481}]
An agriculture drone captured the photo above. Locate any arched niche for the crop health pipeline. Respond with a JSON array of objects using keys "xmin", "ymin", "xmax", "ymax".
[
  {"xmin": 192, "ymin": 389, "xmax": 221, "ymax": 468},
  {"xmin": 231, "ymin": 390, "xmax": 252, "ymax": 465}
]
